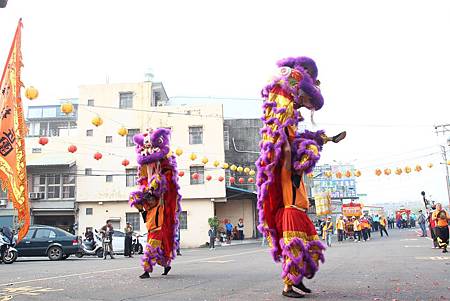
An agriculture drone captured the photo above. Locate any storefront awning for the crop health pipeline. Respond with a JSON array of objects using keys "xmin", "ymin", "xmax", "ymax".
[
  {"xmin": 226, "ymin": 186, "xmax": 257, "ymax": 200},
  {"xmin": 27, "ymin": 153, "xmax": 76, "ymax": 167}
]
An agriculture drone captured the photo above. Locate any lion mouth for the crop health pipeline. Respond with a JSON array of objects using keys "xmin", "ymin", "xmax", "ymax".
[{"xmin": 140, "ymin": 146, "xmax": 161, "ymax": 156}]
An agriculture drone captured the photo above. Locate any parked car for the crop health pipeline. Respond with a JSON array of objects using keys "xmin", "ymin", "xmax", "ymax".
[
  {"xmin": 110, "ymin": 231, "xmax": 147, "ymax": 255},
  {"xmin": 15, "ymin": 225, "xmax": 80, "ymax": 260}
]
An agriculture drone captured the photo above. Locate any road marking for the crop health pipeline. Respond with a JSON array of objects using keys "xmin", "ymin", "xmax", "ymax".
[
  {"xmin": 400, "ymin": 238, "xmax": 418, "ymax": 241},
  {"xmin": 404, "ymin": 245, "xmax": 427, "ymax": 248},
  {"xmin": 415, "ymin": 256, "xmax": 450, "ymax": 261},
  {"xmin": 0, "ymin": 286, "xmax": 63, "ymax": 301},
  {"xmin": 0, "ymin": 248, "xmax": 266, "ymax": 287},
  {"xmin": 413, "ymin": 230, "xmax": 433, "ymax": 241},
  {"xmin": 201, "ymin": 260, "xmax": 234, "ymax": 264}
]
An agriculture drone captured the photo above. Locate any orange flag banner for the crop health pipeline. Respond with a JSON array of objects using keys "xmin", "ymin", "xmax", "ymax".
[{"xmin": 0, "ymin": 19, "xmax": 29, "ymax": 241}]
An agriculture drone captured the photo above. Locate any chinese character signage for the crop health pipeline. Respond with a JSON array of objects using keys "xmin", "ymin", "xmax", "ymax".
[{"xmin": 0, "ymin": 19, "xmax": 29, "ymax": 240}]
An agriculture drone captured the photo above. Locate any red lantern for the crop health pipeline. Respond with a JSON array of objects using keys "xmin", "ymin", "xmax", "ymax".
[
  {"xmin": 248, "ymin": 178, "xmax": 254, "ymax": 183},
  {"xmin": 122, "ymin": 159, "xmax": 130, "ymax": 167},
  {"xmin": 192, "ymin": 173, "xmax": 199, "ymax": 180},
  {"xmin": 375, "ymin": 169, "xmax": 382, "ymax": 176},
  {"xmin": 94, "ymin": 152, "xmax": 102, "ymax": 160},
  {"xmin": 206, "ymin": 175, "xmax": 212, "ymax": 181},
  {"xmin": 68, "ymin": 145, "xmax": 77, "ymax": 153},
  {"xmin": 218, "ymin": 176, "xmax": 224, "ymax": 182},
  {"xmin": 38, "ymin": 137, "xmax": 48, "ymax": 146},
  {"xmin": 178, "ymin": 171, "xmax": 185, "ymax": 177},
  {"xmin": 238, "ymin": 177, "xmax": 245, "ymax": 184},
  {"xmin": 229, "ymin": 177, "xmax": 235, "ymax": 184}
]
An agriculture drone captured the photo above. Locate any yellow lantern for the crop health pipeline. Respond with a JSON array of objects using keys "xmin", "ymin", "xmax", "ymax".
[
  {"xmin": 307, "ymin": 173, "xmax": 314, "ymax": 178},
  {"xmin": 395, "ymin": 168, "xmax": 402, "ymax": 175},
  {"xmin": 375, "ymin": 169, "xmax": 382, "ymax": 176},
  {"xmin": 25, "ymin": 86, "xmax": 39, "ymax": 100},
  {"xmin": 405, "ymin": 166, "xmax": 412, "ymax": 174},
  {"xmin": 190, "ymin": 153, "xmax": 197, "ymax": 161},
  {"xmin": 384, "ymin": 168, "xmax": 391, "ymax": 176},
  {"xmin": 354, "ymin": 170, "xmax": 361, "ymax": 177},
  {"xmin": 222, "ymin": 163, "xmax": 229, "ymax": 169},
  {"xmin": 202, "ymin": 157, "xmax": 209, "ymax": 164},
  {"xmin": 427, "ymin": 163, "xmax": 433, "ymax": 168},
  {"xmin": 237, "ymin": 166, "xmax": 244, "ymax": 173},
  {"xmin": 325, "ymin": 171, "xmax": 332, "ymax": 178},
  {"xmin": 61, "ymin": 102, "xmax": 74, "ymax": 114},
  {"xmin": 91, "ymin": 116, "xmax": 103, "ymax": 127},
  {"xmin": 230, "ymin": 165, "xmax": 237, "ymax": 171},
  {"xmin": 415, "ymin": 165, "xmax": 422, "ymax": 172},
  {"xmin": 249, "ymin": 170, "xmax": 256, "ymax": 176},
  {"xmin": 447, "ymin": 160, "xmax": 450, "ymax": 165},
  {"xmin": 118, "ymin": 127, "xmax": 128, "ymax": 137},
  {"xmin": 175, "ymin": 148, "xmax": 183, "ymax": 156},
  {"xmin": 244, "ymin": 167, "xmax": 250, "ymax": 174},
  {"xmin": 213, "ymin": 160, "xmax": 220, "ymax": 167}
]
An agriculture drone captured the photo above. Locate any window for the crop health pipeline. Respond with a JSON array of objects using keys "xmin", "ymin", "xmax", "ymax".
[
  {"xmin": 35, "ymin": 229, "xmax": 56, "ymax": 239},
  {"xmin": 42, "ymin": 107, "xmax": 57, "ymax": 118},
  {"xmin": 223, "ymin": 126, "xmax": 230, "ymax": 150},
  {"xmin": 28, "ymin": 107, "xmax": 42, "ymax": 119},
  {"xmin": 126, "ymin": 168, "xmax": 137, "ymax": 187},
  {"xmin": 85, "ymin": 168, "xmax": 92, "ymax": 176},
  {"xmin": 106, "ymin": 175, "xmax": 113, "ymax": 182},
  {"xmin": 62, "ymin": 171, "xmax": 76, "ymax": 199},
  {"xmin": 154, "ymin": 91, "xmax": 161, "ymax": 101},
  {"xmin": 87, "ymin": 99, "xmax": 95, "ymax": 106},
  {"xmin": 126, "ymin": 129, "xmax": 140, "ymax": 147},
  {"xmin": 119, "ymin": 92, "xmax": 133, "ymax": 109},
  {"xmin": 190, "ymin": 166, "xmax": 204, "ymax": 185},
  {"xmin": 105, "ymin": 136, "xmax": 112, "ymax": 143},
  {"xmin": 30, "ymin": 175, "xmax": 45, "ymax": 194},
  {"xmin": 47, "ymin": 174, "xmax": 61, "ymax": 199},
  {"xmin": 179, "ymin": 211, "xmax": 187, "ymax": 229},
  {"xmin": 189, "ymin": 126, "xmax": 203, "ymax": 144},
  {"xmin": 126, "ymin": 212, "xmax": 140, "ymax": 231},
  {"xmin": 86, "ymin": 208, "xmax": 93, "ymax": 215},
  {"xmin": 32, "ymin": 148, "xmax": 42, "ymax": 153},
  {"xmin": 86, "ymin": 129, "xmax": 93, "ymax": 137}
]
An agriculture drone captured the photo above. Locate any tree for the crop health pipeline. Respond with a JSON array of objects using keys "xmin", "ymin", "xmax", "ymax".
[{"xmin": 208, "ymin": 216, "xmax": 219, "ymax": 228}]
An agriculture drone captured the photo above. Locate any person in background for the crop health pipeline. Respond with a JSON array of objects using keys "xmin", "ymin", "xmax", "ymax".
[
  {"xmin": 232, "ymin": 226, "xmax": 239, "ymax": 240},
  {"xmin": 208, "ymin": 225, "xmax": 216, "ymax": 250},
  {"xmin": 360, "ymin": 216, "xmax": 370, "ymax": 241},
  {"xmin": 410, "ymin": 213, "xmax": 416, "ymax": 228},
  {"xmin": 100, "ymin": 220, "xmax": 115, "ymax": 259},
  {"xmin": 323, "ymin": 216, "xmax": 334, "ymax": 247},
  {"xmin": 372, "ymin": 214, "xmax": 380, "ymax": 232},
  {"xmin": 225, "ymin": 220, "xmax": 233, "ymax": 244},
  {"xmin": 353, "ymin": 217, "xmax": 361, "ymax": 242},
  {"xmin": 85, "ymin": 228, "xmax": 94, "ymax": 242},
  {"xmin": 379, "ymin": 215, "xmax": 389, "ymax": 237},
  {"xmin": 336, "ymin": 215, "xmax": 345, "ymax": 242},
  {"xmin": 432, "ymin": 203, "xmax": 450, "ymax": 253},
  {"xmin": 176, "ymin": 225, "xmax": 181, "ymax": 256},
  {"xmin": 428, "ymin": 207, "xmax": 439, "ymax": 248},
  {"xmin": 124, "ymin": 222, "xmax": 133, "ymax": 258},
  {"xmin": 417, "ymin": 210, "xmax": 427, "ymax": 237},
  {"xmin": 237, "ymin": 218, "xmax": 244, "ymax": 241}
]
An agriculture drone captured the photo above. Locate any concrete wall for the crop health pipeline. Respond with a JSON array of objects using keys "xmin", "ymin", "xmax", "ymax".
[{"xmin": 215, "ymin": 198, "xmax": 255, "ymax": 239}]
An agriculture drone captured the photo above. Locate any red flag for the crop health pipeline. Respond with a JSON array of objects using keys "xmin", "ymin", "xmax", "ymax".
[{"xmin": 0, "ymin": 19, "xmax": 30, "ymax": 241}]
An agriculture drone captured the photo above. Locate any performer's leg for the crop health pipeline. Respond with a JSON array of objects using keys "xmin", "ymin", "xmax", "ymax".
[{"xmin": 162, "ymin": 266, "xmax": 171, "ymax": 275}]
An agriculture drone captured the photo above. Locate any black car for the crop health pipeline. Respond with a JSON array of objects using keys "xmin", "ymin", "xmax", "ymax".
[{"xmin": 15, "ymin": 225, "xmax": 80, "ymax": 260}]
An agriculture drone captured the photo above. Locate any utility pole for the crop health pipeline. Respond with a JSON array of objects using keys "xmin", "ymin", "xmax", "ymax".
[{"xmin": 434, "ymin": 124, "xmax": 450, "ymax": 208}]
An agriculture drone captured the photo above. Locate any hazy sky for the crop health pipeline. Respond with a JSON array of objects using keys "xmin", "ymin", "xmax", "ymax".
[{"xmin": 1, "ymin": 0, "xmax": 449, "ymax": 206}]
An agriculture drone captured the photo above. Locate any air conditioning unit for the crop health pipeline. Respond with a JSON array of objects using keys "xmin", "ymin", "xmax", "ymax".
[
  {"xmin": 0, "ymin": 199, "xmax": 7, "ymax": 206},
  {"xmin": 29, "ymin": 192, "xmax": 44, "ymax": 200}
]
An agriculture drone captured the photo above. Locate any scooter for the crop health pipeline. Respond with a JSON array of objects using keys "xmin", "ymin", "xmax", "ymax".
[
  {"xmin": 132, "ymin": 233, "xmax": 144, "ymax": 254},
  {"xmin": 0, "ymin": 226, "xmax": 18, "ymax": 264},
  {"xmin": 75, "ymin": 231, "xmax": 103, "ymax": 258}
]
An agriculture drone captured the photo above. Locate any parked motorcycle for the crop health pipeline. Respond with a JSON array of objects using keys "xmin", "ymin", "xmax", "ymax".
[
  {"xmin": 132, "ymin": 233, "xmax": 144, "ymax": 254},
  {"xmin": 75, "ymin": 230, "xmax": 103, "ymax": 258},
  {"xmin": 0, "ymin": 226, "xmax": 18, "ymax": 264}
]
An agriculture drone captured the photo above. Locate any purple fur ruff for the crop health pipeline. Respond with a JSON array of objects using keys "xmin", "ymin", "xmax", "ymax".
[
  {"xmin": 280, "ymin": 237, "xmax": 325, "ymax": 284},
  {"xmin": 141, "ymin": 244, "xmax": 169, "ymax": 272},
  {"xmin": 298, "ymin": 130, "xmax": 326, "ymax": 146},
  {"xmin": 277, "ymin": 56, "xmax": 318, "ymax": 80},
  {"xmin": 292, "ymin": 139, "xmax": 321, "ymax": 174}
]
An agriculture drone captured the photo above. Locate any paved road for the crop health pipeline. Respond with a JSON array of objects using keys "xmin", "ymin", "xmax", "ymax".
[{"xmin": 0, "ymin": 228, "xmax": 449, "ymax": 301}]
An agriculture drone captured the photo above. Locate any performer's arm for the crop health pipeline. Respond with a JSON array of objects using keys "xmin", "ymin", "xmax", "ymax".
[
  {"xmin": 283, "ymin": 140, "xmax": 292, "ymax": 171},
  {"xmin": 140, "ymin": 210, "xmax": 147, "ymax": 223}
]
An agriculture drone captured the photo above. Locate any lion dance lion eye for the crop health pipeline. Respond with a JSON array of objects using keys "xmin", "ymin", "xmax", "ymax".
[{"xmin": 158, "ymin": 137, "xmax": 163, "ymax": 145}]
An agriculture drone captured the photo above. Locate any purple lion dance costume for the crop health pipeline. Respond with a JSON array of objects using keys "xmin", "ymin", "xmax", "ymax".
[
  {"xmin": 256, "ymin": 57, "xmax": 345, "ymax": 297},
  {"xmin": 129, "ymin": 128, "xmax": 182, "ymax": 279}
]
